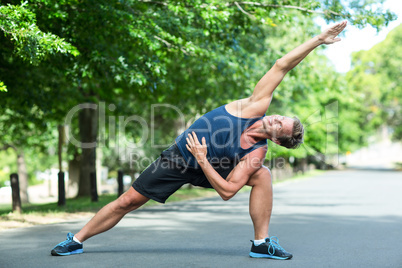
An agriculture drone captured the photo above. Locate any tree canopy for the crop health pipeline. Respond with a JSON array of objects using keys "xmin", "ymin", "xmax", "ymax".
[
  {"xmin": 347, "ymin": 24, "xmax": 402, "ymax": 140},
  {"xmin": 0, "ymin": 0, "xmax": 398, "ymax": 193}
]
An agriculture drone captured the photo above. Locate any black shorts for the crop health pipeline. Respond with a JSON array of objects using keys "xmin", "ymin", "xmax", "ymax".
[{"xmin": 132, "ymin": 144, "xmax": 236, "ymax": 203}]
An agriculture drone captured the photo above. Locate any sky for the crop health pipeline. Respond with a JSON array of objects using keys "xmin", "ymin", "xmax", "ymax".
[{"xmin": 316, "ymin": 0, "xmax": 402, "ymax": 73}]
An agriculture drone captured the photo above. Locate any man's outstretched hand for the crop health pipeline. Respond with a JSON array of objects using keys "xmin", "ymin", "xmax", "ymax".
[{"xmin": 318, "ymin": 21, "xmax": 347, "ymax": 45}]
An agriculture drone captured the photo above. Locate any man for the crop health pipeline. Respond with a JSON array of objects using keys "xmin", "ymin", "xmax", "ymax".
[{"xmin": 51, "ymin": 21, "xmax": 347, "ymax": 259}]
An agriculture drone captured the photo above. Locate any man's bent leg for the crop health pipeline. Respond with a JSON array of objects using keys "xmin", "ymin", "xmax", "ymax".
[
  {"xmin": 247, "ymin": 166, "xmax": 292, "ymax": 259},
  {"xmin": 246, "ymin": 166, "xmax": 273, "ymax": 240},
  {"xmin": 75, "ymin": 187, "xmax": 149, "ymax": 242}
]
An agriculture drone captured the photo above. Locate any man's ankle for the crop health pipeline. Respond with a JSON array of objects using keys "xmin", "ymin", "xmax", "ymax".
[
  {"xmin": 73, "ymin": 236, "xmax": 83, "ymax": 244},
  {"xmin": 253, "ymin": 238, "xmax": 266, "ymax": 246}
]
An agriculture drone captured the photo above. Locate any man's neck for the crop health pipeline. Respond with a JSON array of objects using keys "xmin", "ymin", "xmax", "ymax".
[
  {"xmin": 243, "ymin": 121, "xmax": 273, "ymax": 141},
  {"xmin": 246, "ymin": 128, "xmax": 271, "ymax": 140}
]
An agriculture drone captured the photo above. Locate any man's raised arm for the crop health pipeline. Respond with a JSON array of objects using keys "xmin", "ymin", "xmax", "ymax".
[{"xmin": 249, "ymin": 21, "xmax": 347, "ymax": 114}]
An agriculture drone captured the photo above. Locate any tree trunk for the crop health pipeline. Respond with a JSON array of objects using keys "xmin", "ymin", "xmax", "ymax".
[
  {"xmin": 16, "ymin": 151, "xmax": 29, "ymax": 203},
  {"xmin": 77, "ymin": 106, "xmax": 98, "ymax": 197},
  {"xmin": 67, "ymin": 154, "xmax": 80, "ymax": 198},
  {"xmin": 300, "ymin": 157, "xmax": 308, "ymax": 174}
]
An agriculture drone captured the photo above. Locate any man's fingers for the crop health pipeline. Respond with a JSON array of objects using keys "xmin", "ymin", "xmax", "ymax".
[
  {"xmin": 334, "ymin": 23, "xmax": 342, "ymax": 30},
  {"xmin": 187, "ymin": 132, "xmax": 206, "ymax": 148},
  {"xmin": 330, "ymin": 21, "xmax": 346, "ymax": 34},
  {"xmin": 334, "ymin": 21, "xmax": 346, "ymax": 29},
  {"xmin": 336, "ymin": 24, "xmax": 346, "ymax": 33},
  {"xmin": 191, "ymin": 131, "xmax": 200, "ymax": 144},
  {"xmin": 335, "ymin": 21, "xmax": 347, "ymax": 33},
  {"xmin": 186, "ymin": 144, "xmax": 191, "ymax": 151},
  {"xmin": 188, "ymin": 133, "xmax": 195, "ymax": 145}
]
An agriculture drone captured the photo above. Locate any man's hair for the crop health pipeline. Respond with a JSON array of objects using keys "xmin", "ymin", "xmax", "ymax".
[{"xmin": 277, "ymin": 116, "xmax": 304, "ymax": 149}]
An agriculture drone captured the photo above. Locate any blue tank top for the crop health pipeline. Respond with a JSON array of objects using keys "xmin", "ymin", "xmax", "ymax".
[{"xmin": 175, "ymin": 105, "xmax": 267, "ymax": 168}]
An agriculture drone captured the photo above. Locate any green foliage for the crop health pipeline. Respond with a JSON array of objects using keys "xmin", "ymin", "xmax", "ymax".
[
  {"xmin": 347, "ymin": 24, "xmax": 402, "ymax": 140},
  {"xmin": 323, "ymin": 0, "xmax": 397, "ymax": 31},
  {"xmin": 0, "ymin": 148, "xmax": 17, "ymax": 187},
  {"xmin": 0, "ymin": 2, "xmax": 79, "ymax": 65},
  {"xmin": 0, "ymin": 0, "xmax": 397, "ymax": 182},
  {"xmin": 0, "ymin": 81, "xmax": 7, "ymax": 92},
  {"xmin": 0, "ymin": 143, "xmax": 58, "ymax": 187}
]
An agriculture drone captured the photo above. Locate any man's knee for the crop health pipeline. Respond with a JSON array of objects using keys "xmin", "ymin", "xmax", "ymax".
[
  {"xmin": 247, "ymin": 166, "xmax": 272, "ymax": 186},
  {"xmin": 116, "ymin": 188, "xmax": 148, "ymax": 212}
]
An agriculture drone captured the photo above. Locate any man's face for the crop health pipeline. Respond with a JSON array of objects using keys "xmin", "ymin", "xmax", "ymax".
[{"xmin": 263, "ymin": 115, "xmax": 294, "ymax": 139}]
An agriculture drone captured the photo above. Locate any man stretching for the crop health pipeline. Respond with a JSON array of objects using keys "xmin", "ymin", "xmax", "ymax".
[{"xmin": 51, "ymin": 21, "xmax": 347, "ymax": 259}]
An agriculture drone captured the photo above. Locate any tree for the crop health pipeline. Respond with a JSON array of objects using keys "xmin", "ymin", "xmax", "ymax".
[
  {"xmin": 0, "ymin": 0, "xmax": 397, "ymax": 197},
  {"xmin": 0, "ymin": 1, "xmax": 79, "ymax": 202},
  {"xmin": 0, "ymin": 2, "xmax": 78, "ymax": 85},
  {"xmin": 347, "ymin": 24, "xmax": 402, "ymax": 140}
]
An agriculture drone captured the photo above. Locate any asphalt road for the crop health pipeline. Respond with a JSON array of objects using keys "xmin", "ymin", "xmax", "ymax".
[{"xmin": 1, "ymin": 169, "xmax": 401, "ymax": 268}]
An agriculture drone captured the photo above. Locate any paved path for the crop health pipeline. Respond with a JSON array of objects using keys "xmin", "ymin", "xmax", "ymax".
[{"xmin": 1, "ymin": 169, "xmax": 401, "ymax": 268}]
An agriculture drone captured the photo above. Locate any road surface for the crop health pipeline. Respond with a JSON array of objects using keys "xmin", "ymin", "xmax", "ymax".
[{"xmin": 1, "ymin": 169, "xmax": 401, "ymax": 268}]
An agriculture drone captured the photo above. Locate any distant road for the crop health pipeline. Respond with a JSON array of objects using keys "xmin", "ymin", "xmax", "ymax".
[
  {"xmin": 1, "ymin": 169, "xmax": 401, "ymax": 268},
  {"xmin": 346, "ymin": 141, "xmax": 402, "ymax": 169}
]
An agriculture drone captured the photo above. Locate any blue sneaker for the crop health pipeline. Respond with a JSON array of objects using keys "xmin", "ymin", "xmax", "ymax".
[
  {"xmin": 51, "ymin": 233, "xmax": 83, "ymax": 256},
  {"xmin": 249, "ymin": 236, "xmax": 293, "ymax": 260}
]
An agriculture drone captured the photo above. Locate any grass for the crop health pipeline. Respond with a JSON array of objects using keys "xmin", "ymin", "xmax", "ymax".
[
  {"xmin": 0, "ymin": 187, "xmax": 218, "ymax": 217},
  {"xmin": 274, "ymin": 169, "xmax": 325, "ymax": 184}
]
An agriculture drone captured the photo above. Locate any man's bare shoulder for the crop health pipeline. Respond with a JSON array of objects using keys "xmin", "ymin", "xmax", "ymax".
[{"xmin": 226, "ymin": 98, "xmax": 267, "ymax": 118}]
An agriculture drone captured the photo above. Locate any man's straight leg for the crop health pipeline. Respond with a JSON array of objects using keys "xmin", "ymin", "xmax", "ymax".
[
  {"xmin": 51, "ymin": 150, "xmax": 192, "ymax": 256},
  {"xmin": 75, "ymin": 187, "xmax": 149, "ymax": 242},
  {"xmin": 51, "ymin": 187, "xmax": 149, "ymax": 256}
]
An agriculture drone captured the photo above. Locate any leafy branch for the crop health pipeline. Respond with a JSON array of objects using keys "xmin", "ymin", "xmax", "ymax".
[
  {"xmin": 0, "ymin": 81, "xmax": 7, "ymax": 92},
  {"xmin": 228, "ymin": 1, "xmax": 344, "ymax": 17},
  {"xmin": 136, "ymin": 0, "xmax": 396, "ymax": 31},
  {"xmin": 0, "ymin": 2, "xmax": 80, "ymax": 65},
  {"xmin": 136, "ymin": 0, "xmax": 344, "ymax": 16}
]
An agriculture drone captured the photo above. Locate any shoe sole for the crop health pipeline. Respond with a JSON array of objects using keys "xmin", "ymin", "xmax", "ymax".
[
  {"xmin": 249, "ymin": 252, "xmax": 292, "ymax": 260},
  {"xmin": 51, "ymin": 249, "xmax": 83, "ymax": 256}
]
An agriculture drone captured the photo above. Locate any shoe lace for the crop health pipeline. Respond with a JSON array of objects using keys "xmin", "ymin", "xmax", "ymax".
[
  {"xmin": 267, "ymin": 236, "xmax": 284, "ymax": 255},
  {"xmin": 57, "ymin": 233, "xmax": 74, "ymax": 247}
]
